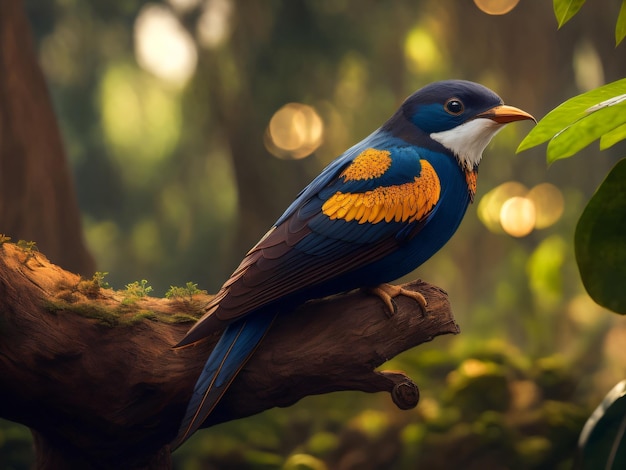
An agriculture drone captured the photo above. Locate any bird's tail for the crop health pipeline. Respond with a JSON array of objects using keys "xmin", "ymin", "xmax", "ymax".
[{"xmin": 171, "ymin": 311, "xmax": 276, "ymax": 449}]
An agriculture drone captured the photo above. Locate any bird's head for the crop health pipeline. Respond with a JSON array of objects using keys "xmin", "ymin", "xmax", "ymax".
[{"xmin": 391, "ymin": 80, "xmax": 535, "ymax": 171}]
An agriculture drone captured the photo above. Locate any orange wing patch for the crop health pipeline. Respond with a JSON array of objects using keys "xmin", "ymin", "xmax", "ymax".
[
  {"xmin": 323, "ymin": 160, "xmax": 441, "ymax": 224},
  {"xmin": 340, "ymin": 148, "xmax": 392, "ymax": 182}
]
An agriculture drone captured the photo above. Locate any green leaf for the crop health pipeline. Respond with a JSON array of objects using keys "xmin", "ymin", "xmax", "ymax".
[
  {"xmin": 575, "ymin": 159, "xmax": 626, "ymax": 315},
  {"xmin": 601, "ymin": 123, "xmax": 626, "ymax": 150},
  {"xmin": 577, "ymin": 380, "xmax": 626, "ymax": 469},
  {"xmin": 553, "ymin": 0, "xmax": 586, "ymax": 28},
  {"xmin": 617, "ymin": 0, "xmax": 626, "ymax": 46},
  {"xmin": 517, "ymin": 78, "xmax": 626, "ymax": 159},
  {"xmin": 546, "ymin": 100, "xmax": 626, "ymax": 162}
]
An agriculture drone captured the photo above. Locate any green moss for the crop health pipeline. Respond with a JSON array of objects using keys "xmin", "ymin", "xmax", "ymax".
[
  {"xmin": 161, "ymin": 313, "xmax": 201, "ymax": 324},
  {"xmin": 43, "ymin": 298, "xmax": 200, "ymax": 327},
  {"xmin": 45, "ymin": 300, "xmax": 122, "ymax": 327}
]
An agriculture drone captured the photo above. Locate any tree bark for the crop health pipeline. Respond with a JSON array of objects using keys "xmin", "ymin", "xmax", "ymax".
[
  {"xmin": 0, "ymin": 242, "xmax": 459, "ymax": 469},
  {"xmin": 0, "ymin": 0, "xmax": 95, "ymax": 276}
]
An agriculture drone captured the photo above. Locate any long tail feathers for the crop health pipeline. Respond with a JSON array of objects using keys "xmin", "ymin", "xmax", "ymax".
[{"xmin": 171, "ymin": 311, "xmax": 276, "ymax": 449}]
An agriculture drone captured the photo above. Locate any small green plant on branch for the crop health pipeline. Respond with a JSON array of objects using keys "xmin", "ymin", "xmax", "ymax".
[
  {"xmin": 165, "ymin": 282, "xmax": 207, "ymax": 302},
  {"xmin": 76, "ymin": 272, "xmax": 111, "ymax": 299},
  {"xmin": 122, "ymin": 279, "xmax": 153, "ymax": 305},
  {"xmin": 92, "ymin": 271, "xmax": 110, "ymax": 289},
  {"xmin": 16, "ymin": 239, "xmax": 38, "ymax": 253}
]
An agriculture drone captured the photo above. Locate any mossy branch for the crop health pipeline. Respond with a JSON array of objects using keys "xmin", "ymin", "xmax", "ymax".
[{"xmin": 0, "ymin": 242, "xmax": 459, "ymax": 469}]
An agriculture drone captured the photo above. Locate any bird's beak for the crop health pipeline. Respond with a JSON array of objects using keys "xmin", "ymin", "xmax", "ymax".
[{"xmin": 476, "ymin": 104, "xmax": 536, "ymax": 124}]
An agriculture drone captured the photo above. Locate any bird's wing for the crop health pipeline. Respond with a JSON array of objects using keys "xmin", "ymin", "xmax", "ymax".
[
  {"xmin": 172, "ymin": 311, "xmax": 276, "ymax": 449},
  {"xmin": 178, "ymin": 145, "xmax": 442, "ymax": 344}
]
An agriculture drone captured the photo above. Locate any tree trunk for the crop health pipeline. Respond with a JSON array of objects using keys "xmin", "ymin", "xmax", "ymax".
[
  {"xmin": 0, "ymin": 242, "xmax": 458, "ymax": 469},
  {"xmin": 0, "ymin": 0, "xmax": 94, "ymax": 276}
]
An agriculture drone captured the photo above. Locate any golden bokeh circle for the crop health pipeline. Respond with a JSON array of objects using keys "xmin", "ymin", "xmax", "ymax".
[
  {"xmin": 266, "ymin": 103, "xmax": 324, "ymax": 159},
  {"xmin": 500, "ymin": 196, "xmax": 536, "ymax": 237},
  {"xmin": 473, "ymin": 0, "xmax": 520, "ymax": 15},
  {"xmin": 527, "ymin": 183, "xmax": 564, "ymax": 229}
]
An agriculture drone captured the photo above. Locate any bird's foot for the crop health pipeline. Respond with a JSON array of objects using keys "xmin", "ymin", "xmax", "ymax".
[{"xmin": 367, "ymin": 283, "xmax": 428, "ymax": 317}]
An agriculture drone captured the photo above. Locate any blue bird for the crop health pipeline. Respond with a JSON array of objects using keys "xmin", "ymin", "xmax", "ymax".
[{"xmin": 172, "ymin": 80, "xmax": 534, "ymax": 448}]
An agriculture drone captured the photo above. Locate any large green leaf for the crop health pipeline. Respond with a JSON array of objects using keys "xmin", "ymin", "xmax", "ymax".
[
  {"xmin": 517, "ymin": 79, "xmax": 626, "ymax": 162},
  {"xmin": 601, "ymin": 123, "xmax": 626, "ymax": 150},
  {"xmin": 553, "ymin": 0, "xmax": 586, "ymax": 28},
  {"xmin": 546, "ymin": 99, "xmax": 626, "ymax": 162},
  {"xmin": 577, "ymin": 380, "xmax": 626, "ymax": 470},
  {"xmin": 617, "ymin": 0, "xmax": 626, "ymax": 46},
  {"xmin": 575, "ymin": 159, "xmax": 626, "ymax": 315}
]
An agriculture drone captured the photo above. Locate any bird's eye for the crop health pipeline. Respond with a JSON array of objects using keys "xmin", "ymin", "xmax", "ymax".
[{"xmin": 444, "ymin": 98, "xmax": 464, "ymax": 115}]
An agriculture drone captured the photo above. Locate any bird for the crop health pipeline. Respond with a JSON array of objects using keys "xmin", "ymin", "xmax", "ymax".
[{"xmin": 171, "ymin": 79, "xmax": 534, "ymax": 448}]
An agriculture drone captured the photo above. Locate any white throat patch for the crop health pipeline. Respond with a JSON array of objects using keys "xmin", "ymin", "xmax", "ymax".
[{"xmin": 429, "ymin": 118, "xmax": 505, "ymax": 171}]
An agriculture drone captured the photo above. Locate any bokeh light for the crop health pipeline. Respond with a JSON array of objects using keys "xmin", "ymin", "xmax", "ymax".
[
  {"xmin": 478, "ymin": 182, "xmax": 564, "ymax": 237},
  {"xmin": 573, "ymin": 40, "xmax": 605, "ymax": 92},
  {"xmin": 134, "ymin": 3, "xmax": 197, "ymax": 86},
  {"xmin": 167, "ymin": 0, "xmax": 201, "ymax": 14},
  {"xmin": 404, "ymin": 27, "xmax": 443, "ymax": 75},
  {"xmin": 567, "ymin": 294, "xmax": 607, "ymax": 328},
  {"xmin": 99, "ymin": 64, "xmax": 181, "ymax": 184},
  {"xmin": 500, "ymin": 197, "xmax": 536, "ymax": 237},
  {"xmin": 197, "ymin": 0, "xmax": 233, "ymax": 49},
  {"xmin": 477, "ymin": 181, "xmax": 528, "ymax": 233},
  {"xmin": 473, "ymin": 0, "xmax": 520, "ymax": 15},
  {"xmin": 265, "ymin": 103, "xmax": 324, "ymax": 159},
  {"xmin": 527, "ymin": 183, "xmax": 565, "ymax": 229}
]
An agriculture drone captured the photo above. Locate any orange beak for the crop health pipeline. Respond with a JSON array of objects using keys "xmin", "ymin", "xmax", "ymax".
[{"xmin": 476, "ymin": 104, "xmax": 536, "ymax": 124}]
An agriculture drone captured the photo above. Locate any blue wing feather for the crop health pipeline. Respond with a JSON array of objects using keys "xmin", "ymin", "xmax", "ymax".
[{"xmin": 172, "ymin": 311, "xmax": 276, "ymax": 449}]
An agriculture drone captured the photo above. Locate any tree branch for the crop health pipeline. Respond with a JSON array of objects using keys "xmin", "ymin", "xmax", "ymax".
[{"xmin": 0, "ymin": 242, "xmax": 459, "ymax": 469}]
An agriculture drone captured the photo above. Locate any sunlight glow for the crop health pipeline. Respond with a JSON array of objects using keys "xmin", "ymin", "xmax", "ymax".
[
  {"xmin": 567, "ymin": 294, "xmax": 607, "ymax": 327},
  {"xmin": 404, "ymin": 27, "xmax": 442, "ymax": 74},
  {"xmin": 527, "ymin": 183, "xmax": 564, "ymax": 229},
  {"xmin": 134, "ymin": 4, "xmax": 197, "ymax": 86},
  {"xmin": 99, "ymin": 64, "xmax": 181, "ymax": 184},
  {"xmin": 473, "ymin": 0, "xmax": 520, "ymax": 15},
  {"xmin": 334, "ymin": 53, "xmax": 368, "ymax": 108},
  {"xmin": 500, "ymin": 197, "xmax": 536, "ymax": 238},
  {"xmin": 167, "ymin": 0, "xmax": 201, "ymax": 13},
  {"xmin": 573, "ymin": 40, "xmax": 605, "ymax": 92},
  {"xmin": 478, "ymin": 182, "xmax": 564, "ymax": 237},
  {"xmin": 266, "ymin": 103, "xmax": 324, "ymax": 159},
  {"xmin": 477, "ymin": 181, "xmax": 528, "ymax": 234},
  {"xmin": 197, "ymin": 0, "xmax": 233, "ymax": 48}
]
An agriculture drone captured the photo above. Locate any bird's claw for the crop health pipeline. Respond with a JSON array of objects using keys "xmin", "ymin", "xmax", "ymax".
[{"xmin": 367, "ymin": 283, "xmax": 428, "ymax": 317}]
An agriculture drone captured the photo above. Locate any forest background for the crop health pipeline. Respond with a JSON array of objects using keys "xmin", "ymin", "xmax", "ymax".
[{"xmin": 1, "ymin": 0, "xmax": 625, "ymax": 468}]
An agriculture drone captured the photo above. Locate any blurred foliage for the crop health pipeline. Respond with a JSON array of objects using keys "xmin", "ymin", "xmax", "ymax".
[
  {"xmin": 170, "ymin": 342, "xmax": 591, "ymax": 469},
  {"xmin": 1, "ymin": 0, "xmax": 625, "ymax": 468}
]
